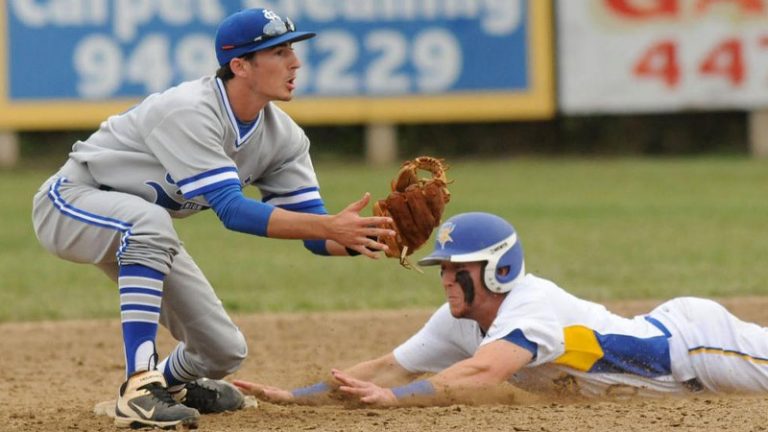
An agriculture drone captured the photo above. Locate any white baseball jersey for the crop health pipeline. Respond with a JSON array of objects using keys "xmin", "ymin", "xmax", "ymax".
[
  {"xmin": 394, "ymin": 274, "xmax": 768, "ymax": 398},
  {"xmin": 70, "ymin": 76, "xmax": 321, "ymax": 218}
]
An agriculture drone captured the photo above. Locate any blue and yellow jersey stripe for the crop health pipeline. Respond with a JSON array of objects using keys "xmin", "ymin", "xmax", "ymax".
[{"xmin": 553, "ymin": 325, "xmax": 671, "ymax": 377}]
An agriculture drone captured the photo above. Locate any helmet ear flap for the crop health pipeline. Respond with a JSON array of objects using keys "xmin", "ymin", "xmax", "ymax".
[{"xmin": 483, "ymin": 241, "xmax": 525, "ymax": 294}]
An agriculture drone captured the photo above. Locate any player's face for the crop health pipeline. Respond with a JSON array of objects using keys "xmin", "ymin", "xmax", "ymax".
[
  {"xmin": 247, "ymin": 43, "xmax": 302, "ymax": 101},
  {"xmin": 440, "ymin": 261, "xmax": 484, "ymax": 318}
]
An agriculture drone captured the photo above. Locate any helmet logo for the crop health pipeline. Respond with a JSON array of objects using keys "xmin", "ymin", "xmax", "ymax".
[
  {"xmin": 437, "ymin": 222, "xmax": 455, "ymax": 249},
  {"xmin": 490, "ymin": 241, "xmax": 508, "ymax": 254}
]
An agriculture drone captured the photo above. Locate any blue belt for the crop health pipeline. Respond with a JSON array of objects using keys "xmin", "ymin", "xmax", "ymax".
[
  {"xmin": 645, "ymin": 315, "xmax": 671, "ymax": 337},
  {"xmin": 645, "ymin": 315, "xmax": 704, "ymax": 392}
]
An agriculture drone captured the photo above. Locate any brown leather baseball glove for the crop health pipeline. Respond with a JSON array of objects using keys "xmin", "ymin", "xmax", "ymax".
[{"xmin": 373, "ymin": 156, "xmax": 451, "ymax": 269}]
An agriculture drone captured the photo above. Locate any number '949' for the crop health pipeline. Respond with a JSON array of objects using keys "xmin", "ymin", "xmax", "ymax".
[{"xmin": 75, "ymin": 34, "xmax": 216, "ymax": 99}]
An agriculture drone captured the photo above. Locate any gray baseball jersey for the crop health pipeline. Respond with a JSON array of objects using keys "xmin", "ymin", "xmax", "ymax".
[
  {"xmin": 32, "ymin": 75, "xmax": 324, "ymax": 381},
  {"xmin": 72, "ymin": 76, "xmax": 322, "ymax": 218}
]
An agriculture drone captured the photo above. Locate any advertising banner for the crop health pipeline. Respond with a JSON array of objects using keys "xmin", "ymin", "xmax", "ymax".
[
  {"xmin": 1, "ymin": 0, "xmax": 554, "ymax": 129},
  {"xmin": 559, "ymin": 0, "xmax": 768, "ymax": 114}
]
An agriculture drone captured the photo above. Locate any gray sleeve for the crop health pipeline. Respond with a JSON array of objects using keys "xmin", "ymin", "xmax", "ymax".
[
  {"xmin": 393, "ymin": 304, "xmax": 479, "ymax": 374},
  {"xmin": 254, "ymin": 130, "xmax": 323, "ymax": 210}
]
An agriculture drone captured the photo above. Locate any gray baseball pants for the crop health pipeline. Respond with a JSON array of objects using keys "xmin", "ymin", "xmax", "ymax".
[{"xmin": 32, "ymin": 159, "xmax": 247, "ymax": 380}]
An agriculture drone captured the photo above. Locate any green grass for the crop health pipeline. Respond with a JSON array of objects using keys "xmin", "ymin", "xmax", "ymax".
[{"xmin": 2, "ymin": 157, "xmax": 768, "ymax": 322}]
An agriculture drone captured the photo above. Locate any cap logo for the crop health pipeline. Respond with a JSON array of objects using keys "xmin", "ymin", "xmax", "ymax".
[
  {"xmin": 263, "ymin": 9, "xmax": 280, "ymax": 21},
  {"xmin": 437, "ymin": 222, "xmax": 455, "ymax": 249},
  {"xmin": 257, "ymin": 9, "xmax": 291, "ymax": 41}
]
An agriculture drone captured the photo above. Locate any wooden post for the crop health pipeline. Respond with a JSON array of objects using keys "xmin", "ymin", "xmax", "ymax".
[
  {"xmin": 0, "ymin": 131, "xmax": 20, "ymax": 168},
  {"xmin": 748, "ymin": 110, "xmax": 768, "ymax": 158},
  {"xmin": 365, "ymin": 123, "xmax": 397, "ymax": 166}
]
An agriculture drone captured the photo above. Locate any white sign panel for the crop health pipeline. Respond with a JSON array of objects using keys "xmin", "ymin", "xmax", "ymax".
[{"xmin": 558, "ymin": 0, "xmax": 768, "ymax": 114}]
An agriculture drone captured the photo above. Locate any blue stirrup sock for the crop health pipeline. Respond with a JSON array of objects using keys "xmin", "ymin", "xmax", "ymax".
[
  {"xmin": 119, "ymin": 264, "xmax": 164, "ymax": 378},
  {"xmin": 157, "ymin": 343, "xmax": 198, "ymax": 390}
]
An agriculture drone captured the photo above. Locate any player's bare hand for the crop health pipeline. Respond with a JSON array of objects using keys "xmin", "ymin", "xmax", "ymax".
[
  {"xmin": 232, "ymin": 380, "xmax": 294, "ymax": 403},
  {"xmin": 331, "ymin": 368, "xmax": 398, "ymax": 406},
  {"xmin": 332, "ymin": 193, "xmax": 395, "ymax": 259}
]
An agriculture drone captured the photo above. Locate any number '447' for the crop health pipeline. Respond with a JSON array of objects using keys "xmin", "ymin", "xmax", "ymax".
[{"xmin": 633, "ymin": 38, "xmax": 745, "ymax": 88}]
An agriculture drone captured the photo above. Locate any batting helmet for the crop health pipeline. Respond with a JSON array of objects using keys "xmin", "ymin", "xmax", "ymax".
[{"xmin": 418, "ymin": 212, "xmax": 525, "ymax": 293}]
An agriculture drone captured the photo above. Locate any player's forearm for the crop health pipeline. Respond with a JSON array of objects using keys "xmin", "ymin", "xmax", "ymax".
[
  {"xmin": 289, "ymin": 354, "xmax": 413, "ymax": 404},
  {"xmin": 387, "ymin": 377, "xmax": 517, "ymax": 407},
  {"xmin": 205, "ymin": 185, "xmax": 333, "ymax": 239},
  {"xmin": 387, "ymin": 343, "xmax": 531, "ymax": 406},
  {"xmin": 428, "ymin": 363, "xmax": 505, "ymax": 392},
  {"xmin": 345, "ymin": 353, "xmax": 417, "ymax": 387},
  {"xmin": 380, "ymin": 369, "xmax": 505, "ymax": 407},
  {"xmin": 266, "ymin": 207, "xmax": 333, "ymax": 239},
  {"xmin": 428, "ymin": 342, "xmax": 531, "ymax": 391},
  {"xmin": 207, "ymin": 188, "xmax": 393, "ymax": 257}
]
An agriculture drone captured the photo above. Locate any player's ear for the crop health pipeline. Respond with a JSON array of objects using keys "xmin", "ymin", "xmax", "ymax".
[{"xmin": 229, "ymin": 57, "xmax": 251, "ymax": 77}]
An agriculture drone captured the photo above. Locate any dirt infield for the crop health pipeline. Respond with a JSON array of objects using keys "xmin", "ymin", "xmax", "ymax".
[{"xmin": 1, "ymin": 297, "xmax": 767, "ymax": 432}]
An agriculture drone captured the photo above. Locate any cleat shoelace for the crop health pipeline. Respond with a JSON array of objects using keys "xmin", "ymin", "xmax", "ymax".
[{"xmin": 140, "ymin": 382, "xmax": 181, "ymax": 407}]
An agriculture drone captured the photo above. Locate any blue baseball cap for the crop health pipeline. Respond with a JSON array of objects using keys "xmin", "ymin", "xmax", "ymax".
[{"xmin": 215, "ymin": 8, "xmax": 316, "ymax": 66}]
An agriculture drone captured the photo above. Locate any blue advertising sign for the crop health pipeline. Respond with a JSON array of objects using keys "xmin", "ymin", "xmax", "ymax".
[{"xmin": 0, "ymin": 0, "xmax": 553, "ymax": 129}]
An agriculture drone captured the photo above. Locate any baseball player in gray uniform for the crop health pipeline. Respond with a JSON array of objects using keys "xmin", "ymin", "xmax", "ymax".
[
  {"xmin": 234, "ymin": 212, "xmax": 768, "ymax": 406},
  {"xmin": 32, "ymin": 8, "xmax": 394, "ymax": 429}
]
